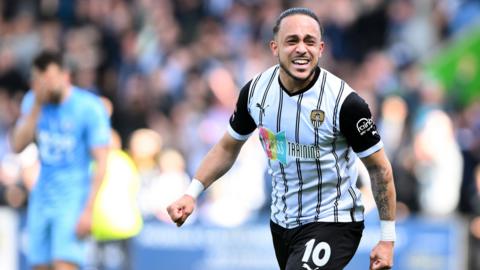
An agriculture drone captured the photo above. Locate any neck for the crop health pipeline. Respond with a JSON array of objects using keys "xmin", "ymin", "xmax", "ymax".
[
  {"xmin": 278, "ymin": 66, "xmax": 319, "ymax": 94},
  {"xmin": 50, "ymin": 85, "xmax": 72, "ymax": 105},
  {"xmin": 61, "ymin": 85, "xmax": 72, "ymax": 103}
]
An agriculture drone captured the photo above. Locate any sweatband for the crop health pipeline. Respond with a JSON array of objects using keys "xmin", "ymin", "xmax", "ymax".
[
  {"xmin": 380, "ymin": 220, "xmax": 396, "ymax": 241},
  {"xmin": 185, "ymin": 178, "xmax": 205, "ymax": 199}
]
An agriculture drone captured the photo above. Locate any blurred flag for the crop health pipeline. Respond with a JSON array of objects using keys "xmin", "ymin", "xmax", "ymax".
[{"xmin": 424, "ymin": 26, "xmax": 480, "ymax": 106}]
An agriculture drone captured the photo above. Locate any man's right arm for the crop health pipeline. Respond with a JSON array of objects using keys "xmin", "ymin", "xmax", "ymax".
[
  {"xmin": 167, "ymin": 132, "xmax": 246, "ymax": 226},
  {"xmin": 195, "ymin": 77, "xmax": 256, "ymax": 188},
  {"xmin": 167, "ymin": 80, "xmax": 257, "ymax": 226},
  {"xmin": 194, "ymin": 132, "xmax": 246, "ymax": 189},
  {"xmin": 10, "ymin": 103, "xmax": 41, "ymax": 153}
]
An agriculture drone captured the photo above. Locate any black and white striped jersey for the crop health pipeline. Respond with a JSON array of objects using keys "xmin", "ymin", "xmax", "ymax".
[{"xmin": 228, "ymin": 65, "xmax": 383, "ymax": 228}]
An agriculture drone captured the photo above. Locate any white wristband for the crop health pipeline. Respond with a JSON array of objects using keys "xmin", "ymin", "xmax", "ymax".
[
  {"xmin": 380, "ymin": 220, "xmax": 396, "ymax": 241},
  {"xmin": 185, "ymin": 178, "xmax": 205, "ymax": 199}
]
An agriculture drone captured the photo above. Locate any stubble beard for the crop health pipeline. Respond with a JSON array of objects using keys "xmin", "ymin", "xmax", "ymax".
[
  {"xmin": 278, "ymin": 57, "xmax": 317, "ymax": 86},
  {"xmin": 48, "ymin": 89, "xmax": 63, "ymax": 104}
]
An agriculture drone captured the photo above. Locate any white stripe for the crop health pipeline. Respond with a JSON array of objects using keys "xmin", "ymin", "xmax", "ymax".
[
  {"xmin": 356, "ymin": 141, "xmax": 384, "ymax": 158},
  {"xmin": 227, "ymin": 124, "xmax": 252, "ymax": 141}
]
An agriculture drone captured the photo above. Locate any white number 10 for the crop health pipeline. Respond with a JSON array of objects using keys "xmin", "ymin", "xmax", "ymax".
[{"xmin": 302, "ymin": 239, "xmax": 331, "ymax": 267}]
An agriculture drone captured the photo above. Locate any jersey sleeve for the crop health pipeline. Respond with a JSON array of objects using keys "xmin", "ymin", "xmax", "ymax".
[
  {"xmin": 20, "ymin": 91, "xmax": 34, "ymax": 115},
  {"xmin": 228, "ymin": 80, "xmax": 257, "ymax": 141},
  {"xmin": 339, "ymin": 92, "xmax": 383, "ymax": 158},
  {"xmin": 15, "ymin": 91, "xmax": 35, "ymax": 127},
  {"xmin": 86, "ymin": 97, "xmax": 111, "ymax": 149}
]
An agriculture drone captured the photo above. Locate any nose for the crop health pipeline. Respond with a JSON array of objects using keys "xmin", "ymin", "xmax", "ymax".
[{"xmin": 296, "ymin": 42, "xmax": 307, "ymax": 54}]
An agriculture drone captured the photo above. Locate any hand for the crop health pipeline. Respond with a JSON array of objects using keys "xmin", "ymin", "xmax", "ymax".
[
  {"xmin": 32, "ymin": 79, "xmax": 48, "ymax": 105},
  {"xmin": 167, "ymin": 195, "xmax": 196, "ymax": 227},
  {"xmin": 370, "ymin": 241, "xmax": 394, "ymax": 270},
  {"xmin": 75, "ymin": 207, "xmax": 93, "ymax": 238},
  {"xmin": 5, "ymin": 185, "xmax": 27, "ymax": 208}
]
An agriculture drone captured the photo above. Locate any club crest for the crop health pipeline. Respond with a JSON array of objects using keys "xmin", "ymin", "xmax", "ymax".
[{"xmin": 310, "ymin": 110, "xmax": 325, "ymax": 128}]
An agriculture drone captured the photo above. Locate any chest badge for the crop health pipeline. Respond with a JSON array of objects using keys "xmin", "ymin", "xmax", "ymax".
[{"xmin": 310, "ymin": 110, "xmax": 325, "ymax": 128}]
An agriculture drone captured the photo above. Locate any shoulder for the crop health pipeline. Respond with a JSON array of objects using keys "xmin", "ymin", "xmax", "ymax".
[
  {"xmin": 322, "ymin": 68, "xmax": 350, "ymax": 90},
  {"xmin": 264, "ymin": 65, "xmax": 280, "ymax": 76},
  {"xmin": 72, "ymin": 87, "xmax": 103, "ymax": 106},
  {"xmin": 321, "ymin": 68, "xmax": 355, "ymax": 104},
  {"xmin": 253, "ymin": 65, "xmax": 280, "ymax": 85},
  {"xmin": 248, "ymin": 65, "xmax": 280, "ymax": 99}
]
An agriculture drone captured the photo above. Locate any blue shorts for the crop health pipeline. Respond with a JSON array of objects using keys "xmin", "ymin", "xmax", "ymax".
[{"xmin": 27, "ymin": 196, "xmax": 87, "ymax": 267}]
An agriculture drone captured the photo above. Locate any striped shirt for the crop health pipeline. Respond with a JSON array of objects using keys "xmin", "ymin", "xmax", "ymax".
[{"xmin": 228, "ymin": 65, "xmax": 383, "ymax": 228}]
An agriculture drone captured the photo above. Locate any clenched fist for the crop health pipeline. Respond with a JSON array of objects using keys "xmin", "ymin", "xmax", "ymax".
[
  {"xmin": 370, "ymin": 241, "xmax": 394, "ymax": 270},
  {"xmin": 167, "ymin": 195, "xmax": 196, "ymax": 227}
]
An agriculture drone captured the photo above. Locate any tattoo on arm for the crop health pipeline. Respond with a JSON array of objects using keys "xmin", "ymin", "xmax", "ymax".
[{"xmin": 367, "ymin": 164, "xmax": 395, "ymax": 220}]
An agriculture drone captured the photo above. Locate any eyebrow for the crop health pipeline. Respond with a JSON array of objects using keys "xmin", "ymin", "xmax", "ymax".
[{"xmin": 284, "ymin": 34, "xmax": 318, "ymax": 40}]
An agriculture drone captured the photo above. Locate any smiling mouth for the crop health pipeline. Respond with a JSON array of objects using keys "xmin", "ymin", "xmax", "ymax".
[{"xmin": 292, "ymin": 59, "xmax": 310, "ymax": 66}]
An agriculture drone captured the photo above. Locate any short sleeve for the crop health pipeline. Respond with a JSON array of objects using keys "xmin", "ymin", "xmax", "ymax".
[
  {"xmin": 86, "ymin": 97, "xmax": 111, "ymax": 148},
  {"xmin": 14, "ymin": 91, "xmax": 35, "ymax": 127},
  {"xmin": 339, "ymin": 92, "xmax": 383, "ymax": 158},
  {"xmin": 228, "ymin": 80, "xmax": 257, "ymax": 141},
  {"xmin": 20, "ymin": 91, "xmax": 34, "ymax": 115}
]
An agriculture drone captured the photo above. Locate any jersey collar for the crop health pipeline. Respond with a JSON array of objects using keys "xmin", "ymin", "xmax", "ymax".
[{"xmin": 278, "ymin": 66, "xmax": 321, "ymax": 97}]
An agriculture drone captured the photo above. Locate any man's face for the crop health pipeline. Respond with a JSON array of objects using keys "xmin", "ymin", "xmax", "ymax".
[
  {"xmin": 270, "ymin": 14, "xmax": 324, "ymax": 83},
  {"xmin": 32, "ymin": 63, "xmax": 67, "ymax": 104}
]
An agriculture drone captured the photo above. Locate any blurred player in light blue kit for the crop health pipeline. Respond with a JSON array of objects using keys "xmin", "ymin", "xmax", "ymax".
[{"xmin": 10, "ymin": 51, "xmax": 110, "ymax": 270}]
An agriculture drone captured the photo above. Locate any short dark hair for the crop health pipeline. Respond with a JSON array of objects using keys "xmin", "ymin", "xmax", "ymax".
[
  {"xmin": 32, "ymin": 50, "xmax": 64, "ymax": 71},
  {"xmin": 272, "ymin": 7, "xmax": 323, "ymax": 37}
]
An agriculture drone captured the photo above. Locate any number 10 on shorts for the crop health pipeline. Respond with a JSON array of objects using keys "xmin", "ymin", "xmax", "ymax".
[{"xmin": 302, "ymin": 239, "xmax": 331, "ymax": 267}]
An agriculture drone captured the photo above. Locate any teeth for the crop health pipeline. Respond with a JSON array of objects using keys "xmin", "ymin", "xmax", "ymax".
[{"xmin": 293, "ymin": 59, "xmax": 309, "ymax": 65}]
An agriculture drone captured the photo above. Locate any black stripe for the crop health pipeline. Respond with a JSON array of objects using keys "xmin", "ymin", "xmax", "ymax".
[
  {"xmin": 295, "ymin": 93, "xmax": 304, "ymax": 226},
  {"xmin": 348, "ymin": 186, "xmax": 358, "ymax": 201},
  {"xmin": 316, "ymin": 70, "xmax": 327, "ymax": 109},
  {"xmin": 314, "ymin": 71, "xmax": 327, "ymax": 220},
  {"xmin": 248, "ymin": 73, "xmax": 262, "ymax": 104},
  {"xmin": 273, "ymin": 85, "xmax": 285, "ymax": 224},
  {"xmin": 258, "ymin": 66, "xmax": 279, "ymax": 125},
  {"xmin": 345, "ymin": 149, "xmax": 350, "ymax": 164},
  {"xmin": 332, "ymin": 81, "xmax": 345, "ymax": 222},
  {"xmin": 348, "ymin": 187, "xmax": 357, "ymax": 222},
  {"xmin": 281, "ymin": 162, "xmax": 288, "ymax": 228},
  {"xmin": 277, "ymin": 86, "xmax": 284, "ymax": 133}
]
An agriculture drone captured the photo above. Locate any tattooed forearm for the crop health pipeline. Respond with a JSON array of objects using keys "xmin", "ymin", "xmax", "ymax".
[{"xmin": 367, "ymin": 164, "xmax": 396, "ymax": 220}]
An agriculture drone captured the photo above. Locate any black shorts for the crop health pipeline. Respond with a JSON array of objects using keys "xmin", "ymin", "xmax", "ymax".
[{"xmin": 270, "ymin": 220, "xmax": 364, "ymax": 270}]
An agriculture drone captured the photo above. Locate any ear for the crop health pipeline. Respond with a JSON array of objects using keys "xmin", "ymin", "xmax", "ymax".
[
  {"xmin": 318, "ymin": 41, "xmax": 325, "ymax": 57},
  {"xmin": 269, "ymin": 40, "xmax": 278, "ymax": 57}
]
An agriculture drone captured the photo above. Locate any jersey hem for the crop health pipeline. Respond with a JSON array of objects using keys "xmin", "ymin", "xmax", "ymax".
[{"xmin": 271, "ymin": 212, "xmax": 365, "ymax": 229}]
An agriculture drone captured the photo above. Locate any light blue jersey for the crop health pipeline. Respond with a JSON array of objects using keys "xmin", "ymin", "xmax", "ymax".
[{"xmin": 21, "ymin": 86, "xmax": 110, "ymax": 266}]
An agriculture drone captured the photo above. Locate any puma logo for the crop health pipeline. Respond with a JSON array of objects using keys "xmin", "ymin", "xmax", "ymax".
[{"xmin": 302, "ymin": 263, "xmax": 320, "ymax": 270}]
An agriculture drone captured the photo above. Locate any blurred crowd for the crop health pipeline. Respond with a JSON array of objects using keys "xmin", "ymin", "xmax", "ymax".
[{"xmin": 0, "ymin": 0, "xmax": 480, "ymax": 266}]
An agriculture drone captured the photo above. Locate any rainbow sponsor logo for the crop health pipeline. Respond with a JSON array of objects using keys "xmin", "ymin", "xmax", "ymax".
[
  {"xmin": 259, "ymin": 127, "xmax": 287, "ymax": 164},
  {"xmin": 259, "ymin": 127, "xmax": 322, "ymax": 164},
  {"xmin": 259, "ymin": 127, "xmax": 321, "ymax": 164}
]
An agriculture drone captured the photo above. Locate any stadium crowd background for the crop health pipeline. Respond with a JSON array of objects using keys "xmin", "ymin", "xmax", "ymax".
[{"xmin": 0, "ymin": 0, "xmax": 479, "ymax": 269}]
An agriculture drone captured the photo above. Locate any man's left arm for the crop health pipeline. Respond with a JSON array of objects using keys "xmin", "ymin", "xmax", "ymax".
[
  {"xmin": 76, "ymin": 97, "xmax": 111, "ymax": 238},
  {"xmin": 338, "ymin": 91, "xmax": 396, "ymax": 270},
  {"xmin": 361, "ymin": 149, "xmax": 396, "ymax": 222},
  {"xmin": 362, "ymin": 149, "xmax": 396, "ymax": 270},
  {"xmin": 76, "ymin": 146, "xmax": 109, "ymax": 238}
]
